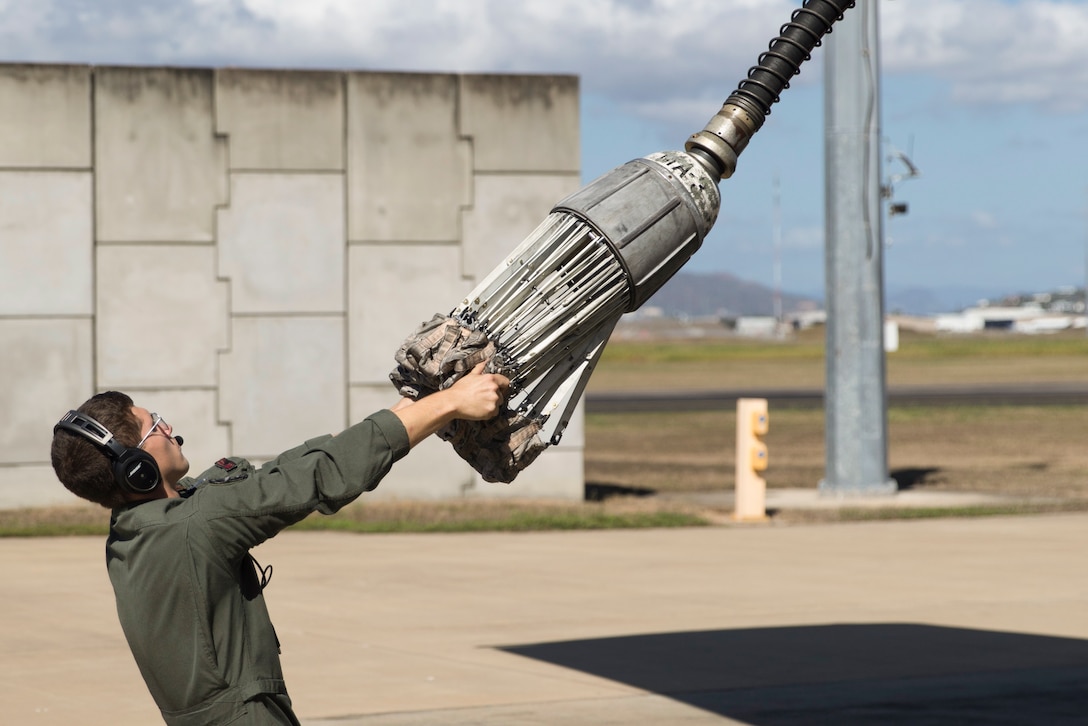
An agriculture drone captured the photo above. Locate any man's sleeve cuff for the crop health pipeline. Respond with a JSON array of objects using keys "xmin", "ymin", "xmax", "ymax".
[{"xmin": 365, "ymin": 408, "xmax": 412, "ymax": 463}]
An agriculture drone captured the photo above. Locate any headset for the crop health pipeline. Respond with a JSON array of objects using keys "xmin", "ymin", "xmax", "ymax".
[{"xmin": 54, "ymin": 410, "xmax": 161, "ymax": 494}]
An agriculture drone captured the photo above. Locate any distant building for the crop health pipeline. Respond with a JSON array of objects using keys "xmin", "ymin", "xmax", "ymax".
[
  {"xmin": 935, "ymin": 304, "xmax": 1084, "ymax": 334},
  {"xmin": 788, "ymin": 310, "xmax": 827, "ymax": 330},
  {"xmin": 735, "ymin": 316, "xmax": 778, "ymax": 337}
]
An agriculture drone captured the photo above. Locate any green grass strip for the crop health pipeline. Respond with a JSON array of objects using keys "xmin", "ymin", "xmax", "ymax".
[
  {"xmin": 834, "ymin": 503, "xmax": 1082, "ymax": 522},
  {"xmin": 0, "ymin": 509, "xmax": 708, "ymax": 538},
  {"xmin": 0, "ymin": 523, "xmax": 109, "ymax": 538},
  {"xmin": 293, "ymin": 509, "xmax": 708, "ymax": 534}
]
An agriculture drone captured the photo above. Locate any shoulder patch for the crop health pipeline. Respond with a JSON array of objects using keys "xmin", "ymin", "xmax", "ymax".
[{"xmin": 215, "ymin": 457, "xmax": 238, "ymax": 472}]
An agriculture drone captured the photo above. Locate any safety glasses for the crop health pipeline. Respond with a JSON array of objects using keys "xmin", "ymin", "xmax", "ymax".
[{"xmin": 136, "ymin": 413, "xmax": 168, "ymax": 450}]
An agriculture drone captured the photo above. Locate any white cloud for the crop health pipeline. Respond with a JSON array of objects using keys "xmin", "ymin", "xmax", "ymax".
[
  {"xmin": 0, "ymin": 1, "xmax": 795, "ymax": 97},
  {"xmin": 971, "ymin": 210, "xmax": 999, "ymax": 230},
  {"xmin": 881, "ymin": 0, "xmax": 1088, "ymax": 112},
  {"xmin": 2, "ymin": 1, "xmax": 1085, "ymax": 119}
]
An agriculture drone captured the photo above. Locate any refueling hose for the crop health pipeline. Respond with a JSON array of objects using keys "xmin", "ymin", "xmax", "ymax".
[{"xmin": 686, "ymin": 0, "xmax": 856, "ymax": 180}]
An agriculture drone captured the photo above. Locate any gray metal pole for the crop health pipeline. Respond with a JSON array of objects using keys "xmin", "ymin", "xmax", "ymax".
[{"xmin": 820, "ymin": 0, "xmax": 896, "ymax": 497}]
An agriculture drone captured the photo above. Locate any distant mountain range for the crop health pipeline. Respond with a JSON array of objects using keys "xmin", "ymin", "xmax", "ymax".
[
  {"xmin": 642, "ymin": 271, "xmax": 1019, "ymax": 318},
  {"xmin": 642, "ymin": 271, "xmax": 816, "ymax": 318},
  {"xmin": 883, "ymin": 285, "xmax": 1028, "ymax": 316}
]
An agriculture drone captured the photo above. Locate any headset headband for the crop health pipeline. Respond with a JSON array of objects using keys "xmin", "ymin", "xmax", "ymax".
[{"xmin": 55, "ymin": 410, "xmax": 128, "ymax": 459}]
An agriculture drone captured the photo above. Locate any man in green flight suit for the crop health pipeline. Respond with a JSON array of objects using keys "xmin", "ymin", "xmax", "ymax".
[{"xmin": 50, "ymin": 362, "xmax": 509, "ymax": 725}]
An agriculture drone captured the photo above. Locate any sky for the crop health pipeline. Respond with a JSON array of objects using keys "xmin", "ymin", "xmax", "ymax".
[{"xmin": 2, "ymin": 0, "xmax": 1087, "ymax": 304}]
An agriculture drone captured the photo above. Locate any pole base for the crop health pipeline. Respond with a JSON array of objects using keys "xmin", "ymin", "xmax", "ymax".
[{"xmin": 817, "ymin": 478, "xmax": 898, "ymax": 498}]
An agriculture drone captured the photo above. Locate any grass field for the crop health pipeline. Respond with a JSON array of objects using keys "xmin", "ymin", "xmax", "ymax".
[
  {"xmin": 584, "ymin": 327, "xmax": 1088, "ymax": 518},
  {"xmin": 6, "ymin": 328, "xmax": 1087, "ymax": 535},
  {"xmin": 588, "ymin": 326, "xmax": 1088, "ymax": 390}
]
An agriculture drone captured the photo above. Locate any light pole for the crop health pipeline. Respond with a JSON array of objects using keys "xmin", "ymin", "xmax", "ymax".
[{"xmin": 820, "ymin": 0, "xmax": 896, "ymax": 497}]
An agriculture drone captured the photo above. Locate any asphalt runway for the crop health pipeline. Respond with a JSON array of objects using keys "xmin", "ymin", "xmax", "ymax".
[{"xmin": 586, "ymin": 382, "xmax": 1088, "ymax": 412}]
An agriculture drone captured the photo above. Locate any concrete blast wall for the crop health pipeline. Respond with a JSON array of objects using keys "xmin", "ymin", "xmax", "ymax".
[{"xmin": 0, "ymin": 64, "xmax": 583, "ymax": 508}]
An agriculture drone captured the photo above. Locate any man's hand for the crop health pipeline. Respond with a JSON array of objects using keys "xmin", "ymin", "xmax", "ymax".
[
  {"xmin": 446, "ymin": 362, "xmax": 510, "ymax": 421},
  {"xmin": 391, "ymin": 362, "xmax": 510, "ymax": 447}
]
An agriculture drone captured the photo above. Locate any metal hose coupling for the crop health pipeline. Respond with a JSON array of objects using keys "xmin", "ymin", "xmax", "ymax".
[{"xmin": 686, "ymin": 0, "xmax": 856, "ymax": 180}]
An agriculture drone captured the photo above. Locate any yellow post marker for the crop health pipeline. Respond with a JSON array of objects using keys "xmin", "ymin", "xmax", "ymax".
[{"xmin": 734, "ymin": 398, "xmax": 769, "ymax": 522}]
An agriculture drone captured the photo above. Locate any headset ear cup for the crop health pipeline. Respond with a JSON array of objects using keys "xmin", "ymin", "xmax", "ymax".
[{"xmin": 114, "ymin": 448, "xmax": 161, "ymax": 494}]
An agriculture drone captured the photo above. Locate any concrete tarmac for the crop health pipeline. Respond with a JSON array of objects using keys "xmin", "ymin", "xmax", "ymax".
[{"xmin": 3, "ymin": 511, "xmax": 1086, "ymax": 725}]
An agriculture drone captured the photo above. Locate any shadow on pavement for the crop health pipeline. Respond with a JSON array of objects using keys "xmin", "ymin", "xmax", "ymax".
[
  {"xmin": 500, "ymin": 623, "xmax": 1088, "ymax": 724},
  {"xmin": 584, "ymin": 482, "xmax": 657, "ymax": 501},
  {"xmin": 889, "ymin": 467, "xmax": 941, "ymax": 490}
]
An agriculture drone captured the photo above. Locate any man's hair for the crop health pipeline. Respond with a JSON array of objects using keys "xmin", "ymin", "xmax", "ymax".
[{"xmin": 51, "ymin": 391, "xmax": 140, "ymax": 509}]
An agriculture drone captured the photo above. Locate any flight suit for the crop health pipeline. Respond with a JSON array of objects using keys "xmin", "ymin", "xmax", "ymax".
[{"xmin": 106, "ymin": 410, "xmax": 410, "ymax": 725}]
